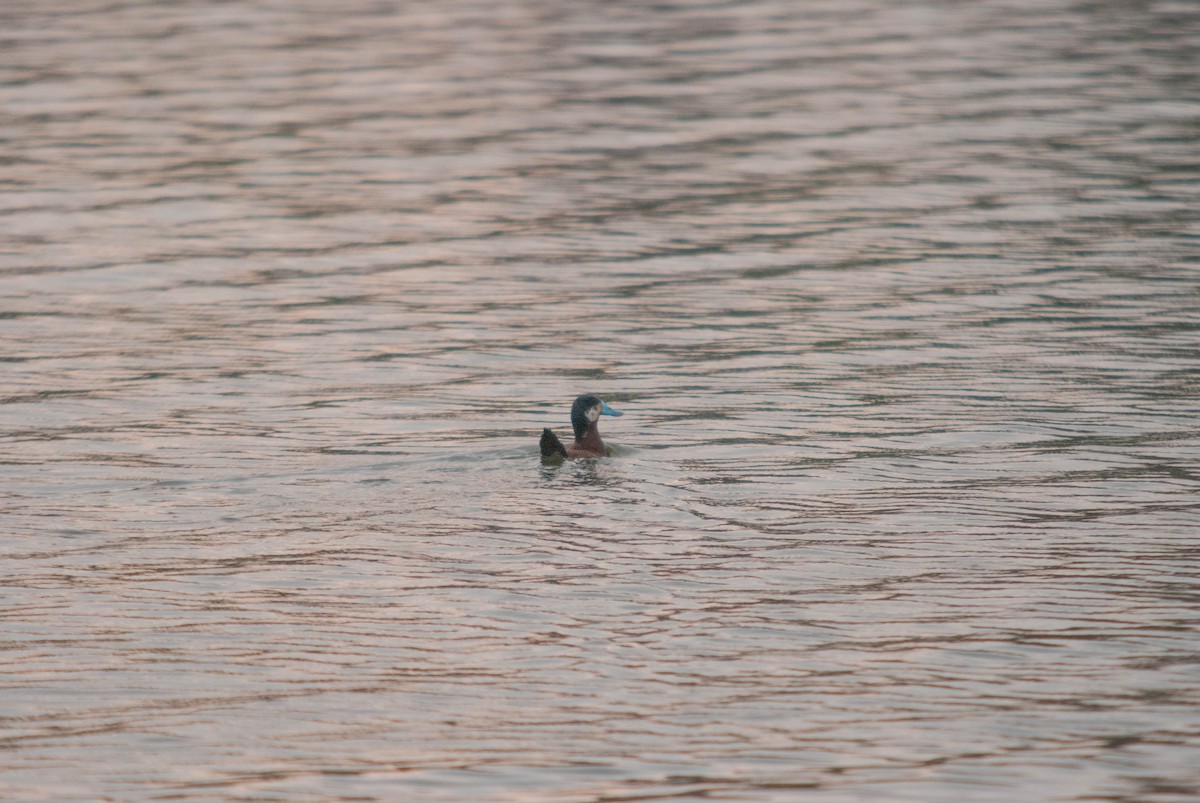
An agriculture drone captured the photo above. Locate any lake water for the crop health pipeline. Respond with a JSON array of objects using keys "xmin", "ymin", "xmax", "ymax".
[{"xmin": 2, "ymin": 0, "xmax": 1199, "ymax": 800}]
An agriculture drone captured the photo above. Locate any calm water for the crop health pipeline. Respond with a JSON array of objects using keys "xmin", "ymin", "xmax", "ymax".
[{"xmin": 2, "ymin": 0, "xmax": 1199, "ymax": 800}]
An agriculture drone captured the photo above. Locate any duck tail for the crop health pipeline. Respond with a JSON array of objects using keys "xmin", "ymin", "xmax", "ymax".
[{"xmin": 540, "ymin": 427, "xmax": 567, "ymax": 462}]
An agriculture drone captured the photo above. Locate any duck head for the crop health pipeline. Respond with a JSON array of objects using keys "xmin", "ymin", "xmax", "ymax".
[{"xmin": 571, "ymin": 394, "xmax": 623, "ymax": 440}]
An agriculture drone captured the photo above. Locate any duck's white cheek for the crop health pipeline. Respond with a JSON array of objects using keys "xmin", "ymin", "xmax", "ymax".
[{"xmin": 588, "ymin": 405, "xmax": 601, "ymax": 422}]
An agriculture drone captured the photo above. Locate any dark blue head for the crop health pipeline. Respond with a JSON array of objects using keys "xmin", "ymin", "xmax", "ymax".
[{"xmin": 570, "ymin": 394, "xmax": 623, "ymax": 440}]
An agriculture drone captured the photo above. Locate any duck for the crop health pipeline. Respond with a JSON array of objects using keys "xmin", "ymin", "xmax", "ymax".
[{"xmin": 540, "ymin": 394, "xmax": 624, "ymax": 462}]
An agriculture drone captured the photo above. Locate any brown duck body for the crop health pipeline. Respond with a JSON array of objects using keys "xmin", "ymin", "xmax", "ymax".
[{"xmin": 566, "ymin": 420, "xmax": 609, "ymax": 458}]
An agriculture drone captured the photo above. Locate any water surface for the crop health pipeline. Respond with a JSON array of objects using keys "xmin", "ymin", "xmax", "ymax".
[{"xmin": 2, "ymin": 0, "xmax": 1199, "ymax": 800}]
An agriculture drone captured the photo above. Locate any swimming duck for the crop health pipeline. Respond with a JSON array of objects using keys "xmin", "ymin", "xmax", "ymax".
[{"xmin": 540, "ymin": 394, "xmax": 624, "ymax": 462}]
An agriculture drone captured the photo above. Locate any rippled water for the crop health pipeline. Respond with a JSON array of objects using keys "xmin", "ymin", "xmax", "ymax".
[{"xmin": 3, "ymin": 0, "xmax": 1199, "ymax": 800}]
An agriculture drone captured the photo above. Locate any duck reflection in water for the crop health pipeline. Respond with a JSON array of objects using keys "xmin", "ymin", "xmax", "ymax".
[{"xmin": 540, "ymin": 394, "xmax": 623, "ymax": 463}]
